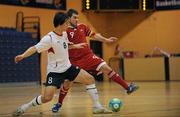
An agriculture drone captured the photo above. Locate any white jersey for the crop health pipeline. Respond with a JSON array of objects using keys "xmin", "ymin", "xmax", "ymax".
[{"xmin": 35, "ymin": 31, "xmax": 71, "ymax": 74}]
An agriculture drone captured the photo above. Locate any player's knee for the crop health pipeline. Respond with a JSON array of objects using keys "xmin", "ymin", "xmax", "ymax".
[
  {"xmin": 87, "ymin": 75, "xmax": 95, "ymax": 84},
  {"xmin": 63, "ymin": 80, "xmax": 71, "ymax": 89},
  {"xmin": 100, "ymin": 64, "xmax": 112, "ymax": 74}
]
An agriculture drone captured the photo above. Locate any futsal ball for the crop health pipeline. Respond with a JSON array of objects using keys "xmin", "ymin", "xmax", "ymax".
[{"xmin": 109, "ymin": 98, "xmax": 122, "ymax": 112}]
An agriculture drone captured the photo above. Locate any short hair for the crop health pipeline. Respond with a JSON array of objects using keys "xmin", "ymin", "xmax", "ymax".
[
  {"xmin": 66, "ymin": 9, "xmax": 78, "ymax": 18},
  {"xmin": 53, "ymin": 12, "xmax": 68, "ymax": 28}
]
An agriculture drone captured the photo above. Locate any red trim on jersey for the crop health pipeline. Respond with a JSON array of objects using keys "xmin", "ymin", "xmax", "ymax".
[
  {"xmin": 47, "ymin": 35, "xmax": 55, "ymax": 54},
  {"xmin": 48, "ymin": 47, "xmax": 55, "ymax": 54}
]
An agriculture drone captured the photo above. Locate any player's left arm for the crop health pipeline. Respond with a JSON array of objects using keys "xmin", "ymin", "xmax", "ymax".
[
  {"xmin": 85, "ymin": 24, "xmax": 118, "ymax": 43},
  {"xmin": 93, "ymin": 33, "xmax": 118, "ymax": 43}
]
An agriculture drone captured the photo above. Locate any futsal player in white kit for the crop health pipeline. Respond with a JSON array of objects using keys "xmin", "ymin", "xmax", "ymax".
[{"xmin": 13, "ymin": 12, "xmax": 109, "ymax": 116}]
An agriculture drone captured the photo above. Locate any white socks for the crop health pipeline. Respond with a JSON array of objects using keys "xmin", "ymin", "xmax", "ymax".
[
  {"xmin": 86, "ymin": 84, "xmax": 102, "ymax": 108},
  {"xmin": 31, "ymin": 95, "xmax": 42, "ymax": 106},
  {"xmin": 20, "ymin": 95, "xmax": 42, "ymax": 112}
]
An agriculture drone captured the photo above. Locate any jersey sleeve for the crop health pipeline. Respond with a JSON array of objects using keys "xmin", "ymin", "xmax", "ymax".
[
  {"xmin": 35, "ymin": 35, "xmax": 52, "ymax": 53},
  {"xmin": 85, "ymin": 25, "xmax": 96, "ymax": 38}
]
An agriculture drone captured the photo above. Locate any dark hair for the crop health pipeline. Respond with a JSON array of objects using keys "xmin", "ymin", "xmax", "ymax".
[
  {"xmin": 66, "ymin": 9, "xmax": 78, "ymax": 18},
  {"xmin": 53, "ymin": 12, "xmax": 68, "ymax": 28}
]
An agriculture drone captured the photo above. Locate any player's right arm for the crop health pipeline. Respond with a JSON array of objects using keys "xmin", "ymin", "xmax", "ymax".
[
  {"xmin": 15, "ymin": 46, "xmax": 37, "ymax": 63},
  {"xmin": 68, "ymin": 43, "xmax": 88, "ymax": 49},
  {"xmin": 15, "ymin": 35, "xmax": 51, "ymax": 63}
]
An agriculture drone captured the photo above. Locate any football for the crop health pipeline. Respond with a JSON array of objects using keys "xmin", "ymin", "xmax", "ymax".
[{"xmin": 109, "ymin": 98, "xmax": 122, "ymax": 112}]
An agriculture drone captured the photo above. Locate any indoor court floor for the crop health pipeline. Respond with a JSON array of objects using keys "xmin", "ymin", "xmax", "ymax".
[{"xmin": 0, "ymin": 81, "xmax": 180, "ymax": 117}]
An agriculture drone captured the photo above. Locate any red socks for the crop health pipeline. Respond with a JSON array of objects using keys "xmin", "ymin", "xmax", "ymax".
[
  {"xmin": 58, "ymin": 86, "xmax": 69, "ymax": 104},
  {"xmin": 108, "ymin": 71, "xmax": 128, "ymax": 90}
]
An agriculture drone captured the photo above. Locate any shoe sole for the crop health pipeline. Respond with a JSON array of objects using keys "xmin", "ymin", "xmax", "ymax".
[
  {"xmin": 93, "ymin": 109, "xmax": 112, "ymax": 114},
  {"xmin": 52, "ymin": 111, "xmax": 59, "ymax": 113},
  {"xmin": 93, "ymin": 111, "xmax": 112, "ymax": 114},
  {"xmin": 52, "ymin": 108, "xmax": 60, "ymax": 113},
  {"xmin": 12, "ymin": 111, "xmax": 23, "ymax": 116},
  {"xmin": 12, "ymin": 108, "xmax": 25, "ymax": 117}
]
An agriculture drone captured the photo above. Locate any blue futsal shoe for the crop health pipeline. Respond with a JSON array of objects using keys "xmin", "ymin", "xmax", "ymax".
[
  {"xmin": 127, "ymin": 83, "xmax": 139, "ymax": 94},
  {"xmin": 52, "ymin": 103, "xmax": 61, "ymax": 113}
]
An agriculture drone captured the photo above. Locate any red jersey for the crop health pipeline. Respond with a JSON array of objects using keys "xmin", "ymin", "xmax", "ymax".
[
  {"xmin": 67, "ymin": 24, "xmax": 95, "ymax": 61},
  {"xmin": 67, "ymin": 24, "xmax": 105, "ymax": 73}
]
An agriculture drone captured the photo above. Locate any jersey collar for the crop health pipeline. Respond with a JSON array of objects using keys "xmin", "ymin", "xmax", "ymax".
[{"xmin": 53, "ymin": 31, "xmax": 63, "ymax": 36}]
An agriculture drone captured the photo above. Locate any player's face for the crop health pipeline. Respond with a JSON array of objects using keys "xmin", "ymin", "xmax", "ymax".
[{"xmin": 69, "ymin": 13, "xmax": 79, "ymax": 27}]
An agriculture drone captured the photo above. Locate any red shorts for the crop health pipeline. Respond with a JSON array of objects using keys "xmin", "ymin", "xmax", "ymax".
[{"xmin": 70, "ymin": 54, "xmax": 106, "ymax": 75}]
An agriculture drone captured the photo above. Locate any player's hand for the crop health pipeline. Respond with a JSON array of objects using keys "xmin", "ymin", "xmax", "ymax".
[
  {"xmin": 15, "ymin": 54, "xmax": 24, "ymax": 63},
  {"xmin": 106, "ymin": 37, "xmax": 118, "ymax": 43},
  {"xmin": 68, "ymin": 41, "xmax": 74, "ymax": 45},
  {"xmin": 74, "ymin": 43, "xmax": 88, "ymax": 49}
]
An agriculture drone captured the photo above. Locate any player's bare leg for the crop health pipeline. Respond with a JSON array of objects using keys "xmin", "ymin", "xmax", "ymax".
[{"xmin": 13, "ymin": 86, "xmax": 57, "ymax": 116}]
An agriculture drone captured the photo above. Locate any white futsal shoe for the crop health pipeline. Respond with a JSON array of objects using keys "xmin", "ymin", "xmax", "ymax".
[
  {"xmin": 93, "ymin": 106, "xmax": 112, "ymax": 114},
  {"xmin": 12, "ymin": 104, "xmax": 28, "ymax": 116}
]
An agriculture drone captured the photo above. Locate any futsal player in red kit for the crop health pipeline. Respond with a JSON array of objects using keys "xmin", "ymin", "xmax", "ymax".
[{"xmin": 52, "ymin": 9, "xmax": 139, "ymax": 113}]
